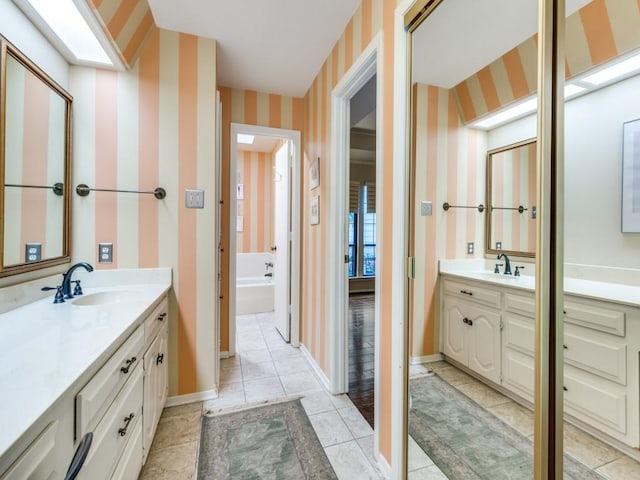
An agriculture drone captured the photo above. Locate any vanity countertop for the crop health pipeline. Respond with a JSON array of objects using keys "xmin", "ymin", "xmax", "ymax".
[
  {"xmin": 0, "ymin": 269, "xmax": 171, "ymax": 460},
  {"xmin": 440, "ymin": 261, "xmax": 640, "ymax": 308}
]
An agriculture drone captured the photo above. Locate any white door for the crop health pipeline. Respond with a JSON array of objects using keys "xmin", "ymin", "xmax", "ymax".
[{"xmin": 273, "ymin": 141, "xmax": 291, "ymax": 341}]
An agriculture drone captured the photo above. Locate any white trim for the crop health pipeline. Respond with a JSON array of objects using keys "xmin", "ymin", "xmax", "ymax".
[
  {"xmin": 376, "ymin": 453, "xmax": 392, "ymax": 479},
  {"xmin": 166, "ymin": 388, "xmax": 218, "ymax": 407},
  {"xmin": 219, "ymin": 351, "xmax": 232, "ymax": 359},
  {"xmin": 392, "ymin": 1, "xmax": 415, "ymax": 478},
  {"xmin": 300, "ymin": 344, "xmax": 332, "ymax": 391},
  {"xmin": 229, "ymin": 124, "xmax": 302, "ymax": 351},
  {"xmin": 410, "ymin": 353, "xmax": 443, "ymax": 365}
]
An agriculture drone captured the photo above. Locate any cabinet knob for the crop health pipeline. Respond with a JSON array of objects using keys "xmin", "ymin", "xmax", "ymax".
[
  {"xmin": 462, "ymin": 317, "xmax": 473, "ymax": 326},
  {"xmin": 118, "ymin": 413, "xmax": 135, "ymax": 437},
  {"xmin": 157, "ymin": 312, "xmax": 167, "ymax": 321},
  {"xmin": 563, "ymin": 344, "xmax": 568, "ymax": 350},
  {"xmin": 563, "ymin": 386, "xmax": 568, "ymax": 392},
  {"xmin": 120, "ymin": 356, "xmax": 137, "ymax": 374},
  {"xmin": 156, "ymin": 353, "xmax": 164, "ymax": 365}
]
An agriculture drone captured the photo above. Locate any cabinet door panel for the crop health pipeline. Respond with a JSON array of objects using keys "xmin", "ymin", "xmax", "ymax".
[
  {"xmin": 467, "ymin": 305, "xmax": 501, "ymax": 383},
  {"xmin": 443, "ymin": 298, "xmax": 468, "ymax": 365}
]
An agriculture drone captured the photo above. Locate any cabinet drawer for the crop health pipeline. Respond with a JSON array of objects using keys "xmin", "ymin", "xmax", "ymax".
[
  {"xmin": 505, "ymin": 292, "xmax": 535, "ymax": 317},
  {"xmin": 564, "ymin": 367, "xmax": 627, "ymax": 436},
  {"xmin": 76, "ymin": 326, "xmax": 144, "ymax": 438},
  {"xmin": 110, "ymin": 420, "xmax": 142, "ymax": 480},
  {"xmin": 0, "ymin": 422, "xmax": 59, "ymax": 480},
  {"xmin": 443, "ymin": 279, "xmax": 500, "ymax": 309},
  {"xmin": 564, "ymin": 299, "xmax": 625, "ymax": 337},
  {"xmin": 78, "ymin": 364, "xmax": 143, "ymax": 480},
  {"xmin": 144, "ymin": 297, "xmax": 168, "ymax": 349},
  {"xmin": 564, "ymin": 324, "xmax": 626, "ymax": 385}
]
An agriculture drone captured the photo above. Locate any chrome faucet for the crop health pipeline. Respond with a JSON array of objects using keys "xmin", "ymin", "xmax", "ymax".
[
  {"xmin": 265, "ymin": 261, "xmax": 274, "ymax": 269},
  {"xmin": 497, "ymin": 253, "xmax": 512, "ymax": 275},
  {"xmin": 61, "ymin": 262, "xmax": 94, "ymax": 299}
]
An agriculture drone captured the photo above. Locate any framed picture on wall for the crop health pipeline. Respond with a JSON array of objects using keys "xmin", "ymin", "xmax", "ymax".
[
  {"xmin": 310, "ymin": 157, "xmax": 320, "ymax": 190},
  {"xmin": 310, "ymin": 195, "xmax": 320, "ymax": 225},
  {"xmin": 622, "ymin": 118, "xmax": 640, "ymax": 232}
]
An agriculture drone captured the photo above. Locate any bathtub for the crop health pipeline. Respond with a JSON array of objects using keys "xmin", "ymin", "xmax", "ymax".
[{"xmin": 236, "ymin": 253, "xmax": 275, "ymax": 314}]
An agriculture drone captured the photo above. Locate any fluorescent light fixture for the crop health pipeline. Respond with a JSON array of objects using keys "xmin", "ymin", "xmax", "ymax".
[
  {"xmin": 22, "ymin": 0, "xmax": 112, "ymax": 66},
  {"xmin": 472, "ymin": 97, "xmax": 537, "ymax": 129},
  {"xmin": 237, "ymin": 134, "xmax": 255, "ymax": 144},
  {"xmin": 564, "ymin": 84, "xmax": 586, "ymax": 98},
  {"xmin": 582, "ymin": 53, "xmax": 640, "ymax": 86}
]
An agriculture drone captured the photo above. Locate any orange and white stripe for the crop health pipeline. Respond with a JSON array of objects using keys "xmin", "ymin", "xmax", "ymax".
[
  {"xmin": 454, "ymin": 0, "xmax": 640, "ymax": 124},
  {"xmin": 70, "ymin": 30, "xmax": 217, "ymax": 396}
]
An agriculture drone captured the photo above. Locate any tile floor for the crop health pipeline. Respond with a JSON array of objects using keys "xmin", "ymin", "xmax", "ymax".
[
  {"xmin": 139, "ymin": 312, "xmax": 386, "ymax": 479},
  {"xmin": 408, "ymin": 361, "xmax": 640, "ymax": 480}
]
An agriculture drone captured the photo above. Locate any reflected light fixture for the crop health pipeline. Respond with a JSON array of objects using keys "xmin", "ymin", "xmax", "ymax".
[
  {"xmin": 582, "ymin": 52, "xmax": 640, "ymax": 86},
  {"xmin": 237, "ymin": 134, "xmax": 255, "ymax": 144},
  {"xmin": 16, "ymin": 0, "xmax": 114, "ymax": 66}
]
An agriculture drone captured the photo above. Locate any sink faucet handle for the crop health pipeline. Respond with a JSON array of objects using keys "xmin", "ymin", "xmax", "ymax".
[
  {"xmin": 494, "ymin": 263, "xmax": 503, "ymax": 274},
  {"xmin": 41, "ymin": 285, "xmax": 65, "ymax": 304},
  {"xmin": 72, "ymin": 280, "xmax": 83, "ymax": 296},
  {"xmin": 514, "ymin": 266, "xmax": 525, "ymax": 277}
]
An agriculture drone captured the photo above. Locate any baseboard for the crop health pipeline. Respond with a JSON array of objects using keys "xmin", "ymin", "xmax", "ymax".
[
  {"xmin": 166, "ymin": 388, "xmax": 218, "ymax": 407},
  {"xmin": 376, "ymin": 452, "xmax": 392, "ymax": 479},
  {"xmin": 300, "ymin": 343, "xmax": 332, "ymax": 391},
  {"xmin": 410, "ymin": 353, "xmax": 443, "ymax": 365}
]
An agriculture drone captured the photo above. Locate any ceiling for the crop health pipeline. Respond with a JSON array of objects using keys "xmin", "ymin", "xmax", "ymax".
[
  {"xmin": 148, "ymin": 0, "xmax": 361, "ymax": 97},
  {"xmin": 237, "ymin": 135, "xmax": 280, "ymax": 153},
  {"xmin": 412, "ymin": 0, "xmax": 593, "ymax": 88}
]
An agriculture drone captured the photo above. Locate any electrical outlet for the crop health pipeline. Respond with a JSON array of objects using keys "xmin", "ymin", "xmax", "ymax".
[
  {"xmin": 421, "ymin": 200, "xmax": 433, "ymax": 216},
  {"xmin": 185, "ymin": 189, "xmax": 205, "ymax": 208},
  {"xmin": 99, "ymin": 243, "xmax": 113, "ymax": 263},
  {"xmin": 496, "ymin": 241, "xmax": 502, "ymax": 250},
  {"xmin": 25, "ymin": 243, "xmax": 41, "ymax": 262},
  {"xmin": 467, "ymin": 242, "xmax": 474, "ymax": 254},
  {"xmin": 531, "ymin": 206, "xmax": 537, "ymax": 219}
]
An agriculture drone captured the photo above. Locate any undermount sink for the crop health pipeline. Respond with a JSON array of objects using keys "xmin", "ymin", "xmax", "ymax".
[{"xmin": 71, "ymin": 291, "xmax": 139, "ymax": 307}]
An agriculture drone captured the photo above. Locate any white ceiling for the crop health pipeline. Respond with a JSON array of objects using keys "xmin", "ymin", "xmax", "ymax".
[
  {"xmin": 148, "ymin": 0, "xmax": 361, "ymax": 97},
  {"xmin": 412, "ymin": 0, "xmax": 593, "ymax": 88},
  {"xmin": 237, "ymin": 134, "xmax": 280, "ymax": 153}
]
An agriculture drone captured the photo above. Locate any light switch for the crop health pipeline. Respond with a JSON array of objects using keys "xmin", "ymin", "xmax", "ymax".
[
  {"xmin": 421, "ymin": 200, "xmax": 433, "ymax": 216},
  {"xmin": 185, "ymin": 189, "xmax": 205, "ymax": 208}
]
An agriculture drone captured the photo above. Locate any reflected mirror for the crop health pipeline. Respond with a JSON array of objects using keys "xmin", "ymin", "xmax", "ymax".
[
  {"xmin": 1, "ymin": 37, "xmax": 71, "ymax": 276},
  {"xmin": 486, "ymin": 139, "xmax": 536, "ymax": 257}
]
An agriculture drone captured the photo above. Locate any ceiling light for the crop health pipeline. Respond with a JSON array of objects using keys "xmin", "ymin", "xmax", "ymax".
[
  {"xmin": 471, "ymin": 97, "xmax": 538, "ymax": 130},
  {"xmin": 237, "ymin": 134, "xmax": 255, "ymax": 144},
  {"xmin": 582, "ymin": 53, "xmax": 640, "ymax": 86},
  {"xmin": 564, "ymin": 84, "xmax": 586, "ymax": 98},
  {"xmin": 15, "ymin": 0, "xmax": 114, "ymax": 66}
]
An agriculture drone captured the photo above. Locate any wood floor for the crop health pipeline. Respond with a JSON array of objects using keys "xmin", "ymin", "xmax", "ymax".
[{"xmin": 347, "ymin": 293, "xmax": 375, "ymax": 427}]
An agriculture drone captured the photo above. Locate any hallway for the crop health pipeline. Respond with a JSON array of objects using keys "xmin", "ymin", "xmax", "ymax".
[{"xmin": 139, "ymin": 312, "xmax": 384, "ymax": 479}]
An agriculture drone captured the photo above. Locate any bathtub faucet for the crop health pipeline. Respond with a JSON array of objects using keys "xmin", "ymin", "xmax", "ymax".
[{"xmin": 265, "ymin": 262, "xmax": 274, "ymax": 269}]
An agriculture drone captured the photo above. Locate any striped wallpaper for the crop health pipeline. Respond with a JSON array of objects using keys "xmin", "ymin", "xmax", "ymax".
[
  {"xmin": 236, "ymin": 150, "xmax": 275, "ymax": 253},
  {"xmin": 453, "ymin": 0, "xmax": 640, "ymax": 123},
  {"xmin": 87, "ymin": 0, "xmax": 156, "ymax": 67},
  {"xmin": 70, "ymin": 29, "xmax": 218, "ymax": 397},
  {"xmin": 410, "ymin": 83, "xmax": 487, "ymax": 359},
  {"xmin": 489, "ymin": 142, "xmax": 536, "ymax": 254},
  {"xmin": 218, "ymin": 86, "xmax": 303, "ymax": 353}
]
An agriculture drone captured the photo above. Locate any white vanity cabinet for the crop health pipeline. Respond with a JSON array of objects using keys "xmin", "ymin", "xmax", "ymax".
[{"xmin": 442, "ymin": 279, "xmax": 502, "ymax": 383}]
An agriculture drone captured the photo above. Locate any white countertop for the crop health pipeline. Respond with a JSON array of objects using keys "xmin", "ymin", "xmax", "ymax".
[
  {"xmin": 0, "ymin": 269, "xmax": 171, "ymax": 460},
  {"xmin": 439, "ymin": 260, "xmax": 640, "ymax": 308}
]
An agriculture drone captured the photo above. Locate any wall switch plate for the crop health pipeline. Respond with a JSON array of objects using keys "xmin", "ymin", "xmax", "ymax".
[
  {"xmin": 25, "ymin": 243, "xmax": 41, "ymax": 262},
  {"xmin": 421, "ymin": 200, "xmax": 433, "ymax": 216},
  {"xmin": 185, "ymin": 189, "xmax": 204, "ymax": 208},
  {"xmin": 496, "ymin": 241, "xmax": 502, "ymax": 250},
  {"xmin": 531, "ymin": 206, "xmax": 537, "ymax": 219},
  {"xmin": 99, "ymin": 243, "xmax": 113, "ymax": 263},
  {"xmin": 467, "ymin": 242, "xmax": 474, "ymax": 254}
]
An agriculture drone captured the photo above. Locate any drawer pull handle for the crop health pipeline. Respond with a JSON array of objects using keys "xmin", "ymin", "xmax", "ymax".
[
  {"xmin": 156, "ymin": 353, "xmax": 164, "ymax": 365},
  {"xmin": 120, "ymin": 356, "xmax": 137, "ymax": 374},
  {"xmin": 118, "ymin": 413, "xmax": 135, "ymax": 437},
  {"xmin": 563, "ymin": 386, "xmax": 568, "ymax": 392},
  {"xmin": 157, "ymin": 312, "xmax": 167, "ymax": 321},
  {"xmin": 460, "ymin": 290, "xmax": 473, "ymax": 296}
]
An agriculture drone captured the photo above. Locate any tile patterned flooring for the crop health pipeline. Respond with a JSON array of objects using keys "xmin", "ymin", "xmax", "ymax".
[
  {"xmin": 408, "ymin": 361, "xmax": 640, "ymax": 479},
  {"xmin": 139, "ymin": 312, "xmax": 384, "ymax": 479}
]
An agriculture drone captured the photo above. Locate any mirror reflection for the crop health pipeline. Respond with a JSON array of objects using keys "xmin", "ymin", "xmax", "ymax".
[
  {"xmin": 1, "ymin": 38, "xmax": 71, "ymax": 275},
  {"xmin": 486, "ymin": 139, "xmax": 536, "ymax": 257}
]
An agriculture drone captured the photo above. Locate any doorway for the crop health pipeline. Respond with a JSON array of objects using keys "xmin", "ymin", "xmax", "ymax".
[{"xmin": 228, "ymin": 124, "xmax": 301, "ymax": 357}]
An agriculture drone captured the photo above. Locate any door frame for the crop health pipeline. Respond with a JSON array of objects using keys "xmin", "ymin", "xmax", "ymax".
[
  {"xmin": 229, "ymin": 124, "xmax": 302, "ymax": 354},
  {"xmin": 328, "ymin": 32, "xmax": 382, "ymax": 407}
]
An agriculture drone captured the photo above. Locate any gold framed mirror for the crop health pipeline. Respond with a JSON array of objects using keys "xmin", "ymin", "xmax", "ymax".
[
  {"xmin": 485, "ymin": 138, "xmax": 537, "ymax": 258},
  {"xmin": 0, "ymin": 36, "xmax": 72, "ymax": 277}
]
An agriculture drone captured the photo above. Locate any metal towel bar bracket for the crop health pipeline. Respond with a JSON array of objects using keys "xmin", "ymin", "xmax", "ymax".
[
  {"xmin": 442, "ymin": 202, "xmax": 485, "ymax": 213},
  {"xmin": 76, "ymin": 183, "xmax": 166, "ymax": 200}
]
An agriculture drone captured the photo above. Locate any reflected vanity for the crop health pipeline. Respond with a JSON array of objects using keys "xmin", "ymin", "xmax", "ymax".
[{"xmin": 0, "ymin": 36, "xmax": 72, "ymax": 276}]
